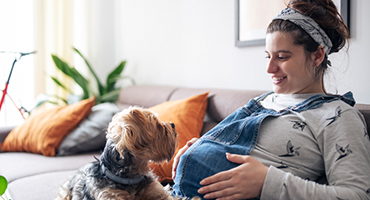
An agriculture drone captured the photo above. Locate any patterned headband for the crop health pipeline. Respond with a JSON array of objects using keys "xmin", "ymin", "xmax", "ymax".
[{"xmin": 273, "ymin": 8, "xmax": 332, "ymax": 56}]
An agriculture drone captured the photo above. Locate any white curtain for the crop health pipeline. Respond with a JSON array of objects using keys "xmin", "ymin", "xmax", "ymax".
[
  {"xmin": 33, "ymin": 0, "xmax": 74, "ymax": 103},
  {"xmin": 0, "ymin": 0, "xmax": 74, "ymax": 126}
]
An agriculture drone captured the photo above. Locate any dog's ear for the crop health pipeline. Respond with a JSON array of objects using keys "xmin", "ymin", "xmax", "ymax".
[
  {"xmin": 106, "ymin": 106, "xmax": 177, "ymax": 162},
  {"xmin": 106, "ymin": 122, "xmax": 132, "ymax": 158},
  {"xmin": 106, "ymin": 107, "xmax": 157, "ymax": 159},
  {"xmin": 120, "ymin": 108, "xmax": 159, "ymax": 158}
]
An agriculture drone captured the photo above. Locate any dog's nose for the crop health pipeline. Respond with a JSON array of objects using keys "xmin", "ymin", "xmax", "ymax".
[{"xmin": 170, "ymin": 123, "xmax": 175, "ymax": 129}]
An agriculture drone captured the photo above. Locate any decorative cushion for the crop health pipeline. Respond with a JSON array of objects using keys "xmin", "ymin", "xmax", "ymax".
[
  {"xmin": 0, "ymin": 98, "xmax": 95, "ymax": 157},
  {"xmin": 56, "ymin": 103, "xmax": 121, "ymax": 156},
  {"xmin": 148, "ymin": 92, "xmax": 209, "ymax": 182}
]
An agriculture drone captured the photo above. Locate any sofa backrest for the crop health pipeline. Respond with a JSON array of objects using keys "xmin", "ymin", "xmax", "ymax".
[
  {"xmin": 354, "ymin": 104, "xmax": 370, "ymax": 134},
  {"xmin": 117, "ymin": 85, "xmax": 370, "ymax": 136}
]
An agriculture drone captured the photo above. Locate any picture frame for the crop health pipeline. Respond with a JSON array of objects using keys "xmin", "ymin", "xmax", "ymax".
[{"xmin": 235, "ymin": 0, "xmax": 350, "ymax": 47}]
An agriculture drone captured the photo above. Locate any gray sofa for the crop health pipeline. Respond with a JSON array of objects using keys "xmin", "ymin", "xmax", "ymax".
[{"xmin": 1, "ymin": 85, "xmax": 369, "ymax": 200}]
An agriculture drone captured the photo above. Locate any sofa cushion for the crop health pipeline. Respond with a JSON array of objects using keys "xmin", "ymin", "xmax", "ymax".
[
  {"xmin": 0, "ymin": 152, "xmax": 99, "ymax": 183},
  {"xmin": 8, "ymin": 170, "xmax": 75, "ymax": 200},
  {"xmin": 57, "ymin": 103, "xmax": 120, "ymax": 156},
  {"xmin": 148, "ymin": 92, "xmax": 209, "ymax": 183},
  {"xmin": 0, "ymin": 98, "xmax": 95, "ymax": 157}
]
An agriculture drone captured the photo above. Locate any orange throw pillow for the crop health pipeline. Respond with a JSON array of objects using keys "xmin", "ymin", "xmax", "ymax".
[
  {"xmin": 0, "ymin": 98, "xmax": 95, "ymax": 157},
  {"xmin": 148, "ymin": 92, "xmax": 209, "ymax": 183}
]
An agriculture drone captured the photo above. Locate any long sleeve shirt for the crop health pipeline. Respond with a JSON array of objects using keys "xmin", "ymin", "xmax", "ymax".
[{"xmin": 254, "ymin": 93, "xmax": 370, "ymax": 200}]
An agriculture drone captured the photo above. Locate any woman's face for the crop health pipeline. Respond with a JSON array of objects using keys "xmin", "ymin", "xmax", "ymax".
[{"xmin": 265, "ymin": 31, "xmax": 323, "ymax": 94}]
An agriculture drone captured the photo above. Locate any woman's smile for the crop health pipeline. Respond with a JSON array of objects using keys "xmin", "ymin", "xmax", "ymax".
[{"xmin": 271, "ymin": 76, "xmax": 287, "ymax": 84}]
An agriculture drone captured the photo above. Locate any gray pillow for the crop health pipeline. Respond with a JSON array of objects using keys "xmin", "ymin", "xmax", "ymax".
[{"xmin": 56, "ymin": 103, "xmax": 120, "ymax": 156}]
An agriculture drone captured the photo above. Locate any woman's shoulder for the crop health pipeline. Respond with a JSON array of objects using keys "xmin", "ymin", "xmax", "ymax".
[
  {"xmin": 309, "ymin": 92, "xmax": 359, "ymax": 116},
  {"xmin": 305, "ymin": 93, "xmax": 366, "ymax": 129},
  {"xmin": 321, "ymin": 92, "xmax": 358, "ymax": 112}
]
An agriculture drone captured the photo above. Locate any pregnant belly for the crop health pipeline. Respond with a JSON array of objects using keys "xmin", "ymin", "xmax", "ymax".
[{"xmin": 173, "ymin": 139, "xmax": 247, "ymax": 198}]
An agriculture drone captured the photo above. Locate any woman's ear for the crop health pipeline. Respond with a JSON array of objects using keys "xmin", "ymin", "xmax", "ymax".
[{"xmin": 313, "ymin": 46, "xmax": 326, "ymax": 67}]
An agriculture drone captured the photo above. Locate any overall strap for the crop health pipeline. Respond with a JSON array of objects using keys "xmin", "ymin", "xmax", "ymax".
[{"xmin": 290, "ymin": 92, "xmax": 356, "ymax": 112}]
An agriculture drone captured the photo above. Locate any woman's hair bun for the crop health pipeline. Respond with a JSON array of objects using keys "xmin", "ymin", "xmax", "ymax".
[{"xmin": 288, "ymin": 0, "xmax": 349, "ymax": 54}]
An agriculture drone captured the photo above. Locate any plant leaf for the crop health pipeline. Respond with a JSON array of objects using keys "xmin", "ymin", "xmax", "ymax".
[
  {"xmin": 68, "ymin": 68, "xmax": 90, "ymax": 100},
  {"xmin": 48, "ymin": 95, "xmax": 68, "ymax": 105},
  {"xmin": 29, "ymin": 99, "xmax": 62, "ymax": 114},
  {"xmin": 51, "ymin": 55, "xmax": 73, "ymax": 77},
  {"xmin": 0, "ymin": 176, "xmax": 8, "ymax": 195},
  {"xmin": 100, "ymin": 88, "xmax": 121, "ymax": 103},
  {"xmin": 107, "ymin": 75, "xmax": 136, "ymax": 86},
  {"xmin": 51, "ymin": 54, "xmax": 89, "ymax": 99},
  {"xmin": 50, "ymin": 76, "xmax": 73, "ymax": 94},
  {"xmin": 94, "ymin": 95, "xmax": 102, "ymax": 105},
  {"xmin": 74, "ymin": 47, "xmax": 104, "ymax": 96},
  {"xmin": 31, "ymin": 94, "xmax": 68, "ymax": 110},
  {"xmin": 105, "ymin": 61, "xmax": 126, "ymax": 94}
]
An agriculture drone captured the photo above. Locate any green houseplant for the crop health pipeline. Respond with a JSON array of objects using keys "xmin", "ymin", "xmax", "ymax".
[
  {"xmin": 40, "ymin": 48, "xmax": 134, "ymax": 106},
  {"xmin": 0, "ymin": 176, "xmax": 8, "ymax": 200}
]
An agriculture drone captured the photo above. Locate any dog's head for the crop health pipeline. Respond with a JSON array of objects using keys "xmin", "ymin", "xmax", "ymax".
[{"xmin": 106, "ymin": 106, "xmax": 178, "ymax": 163}]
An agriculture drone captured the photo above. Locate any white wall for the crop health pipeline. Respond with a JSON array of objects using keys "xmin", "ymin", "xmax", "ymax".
[
  {"xmin": 75, "ymin": 0, "xmax": 370, "ymax": 104},
  {"xmin": 117, "ymin": 0, "xmax": 271, "ymax": 92}
]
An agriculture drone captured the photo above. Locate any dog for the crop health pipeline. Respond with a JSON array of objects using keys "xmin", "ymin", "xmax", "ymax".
[{"xmin": 56, "ymin": 106, "xmax": 198, "ymax": 200}]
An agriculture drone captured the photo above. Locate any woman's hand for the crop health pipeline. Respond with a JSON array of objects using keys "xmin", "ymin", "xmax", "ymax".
[
  {"xmin": 172, "ymin": 137, "xmax": 199, "ymax": 180},
  {"xmin": 198, "ymin": 153, "xmax": 268, "ymax": 200}
]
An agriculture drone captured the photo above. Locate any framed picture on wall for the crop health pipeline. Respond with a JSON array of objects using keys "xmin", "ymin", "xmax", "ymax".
[{"xmin": 235, "ymin": 0, "xmax": 350, "ymax": 47}]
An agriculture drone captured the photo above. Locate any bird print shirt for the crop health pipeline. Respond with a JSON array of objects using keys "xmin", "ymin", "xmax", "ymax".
[{"xmin": 251, "ymin": 93, "xmax": 370, "ymax": 200}]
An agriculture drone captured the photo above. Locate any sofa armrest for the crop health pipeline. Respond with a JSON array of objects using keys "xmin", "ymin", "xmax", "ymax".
[{"xmin": 0, "ymin": 126, "xmax": 15, "ymax": 143}]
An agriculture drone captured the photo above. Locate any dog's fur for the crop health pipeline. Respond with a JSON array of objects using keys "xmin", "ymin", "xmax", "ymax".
[{"xmin": 56, "ymin": 106, "xmax": 197, "ymax": 200}]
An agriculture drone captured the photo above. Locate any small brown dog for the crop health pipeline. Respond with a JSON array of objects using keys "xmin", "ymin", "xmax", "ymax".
[{"xmin": 56, "ymin": 106, "xmax": 197, "ymax": 200}]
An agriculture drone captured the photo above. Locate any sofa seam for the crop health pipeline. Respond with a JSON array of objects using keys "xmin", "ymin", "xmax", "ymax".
[
  {"xmin": 7, "ymin": 169, "xmax": 77, "ymax": 184},
  {"xmin": 166, "ymin": 87, "xmax": 180, "ymax": 101}
]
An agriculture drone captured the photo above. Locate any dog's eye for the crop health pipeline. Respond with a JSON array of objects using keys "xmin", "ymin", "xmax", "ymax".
[{"xmin": 170, "ymin": 123, "xmax": 175, "ymax": 129}]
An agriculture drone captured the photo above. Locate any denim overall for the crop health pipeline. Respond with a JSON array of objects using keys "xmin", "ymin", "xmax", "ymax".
[{"xmin": 172, "ymin": 92, "xmax": 355, "ymax": 199}]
